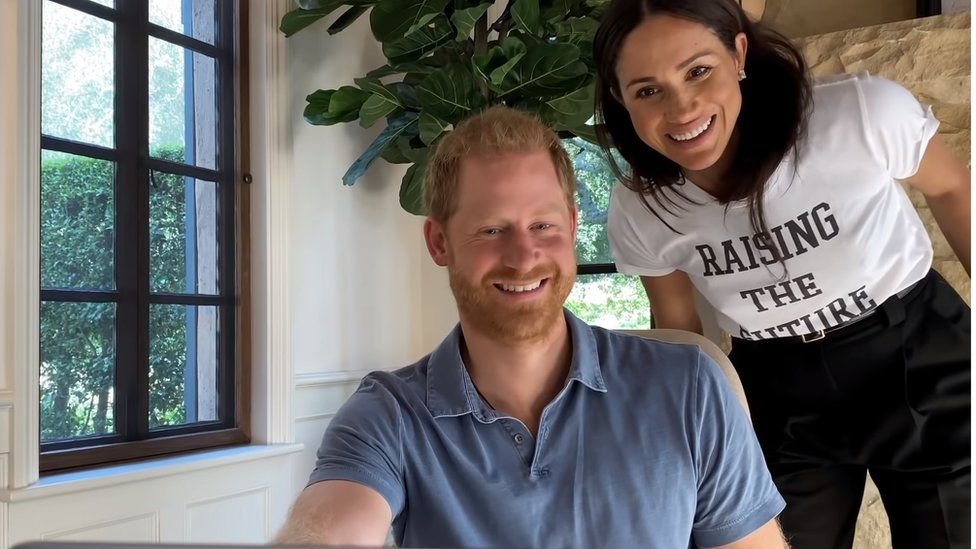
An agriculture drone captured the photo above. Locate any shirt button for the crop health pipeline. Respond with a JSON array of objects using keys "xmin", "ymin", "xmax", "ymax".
[{"xmin": 513, "ymin": 433, "xmax": 525, "ymax": 444}]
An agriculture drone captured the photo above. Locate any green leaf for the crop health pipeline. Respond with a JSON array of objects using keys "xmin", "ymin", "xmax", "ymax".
[
  {"xmin": 279, "ymin": 8, "xmax": 332, "ymax": 37},
  {"xmin": 545, "ymin": 82, "xmax": 594, "ymax": 127},
  {"xmin": 370, "ymin": 0, "xmax": 452, "ymax": 42},
  {"xmin": 405, "ymin": 13, "xmax": 441, "ymax": 37},
  {"xmin": 381, "ymin": 138, "xmax": 413, "ymax": 164},
  {"xmin": 417, "ymin": 64, "xmax": 482, "ymax": 123},
  {"xmin": 392, "ymin": 82, "xmax": 421, "ymax": 109},
  {"xmin": 541, "ymin": 0, "xmax": 576, "ymax": 23},
  {"xmin": 451, "ymin": 3, "xmax": 492, "ymax": 41},
  {"xmin": 304, "ymin": 89, "xmax": 355, "ymax": 125},
  {"xmin": 553, "ymin": 16, "xmax": 598, "ymax": 43},
  {"xmin": 512, "ymin": 0, "xmax": 541, "ymax": 35},
  {"xmin": 359, "ymin": 95, "xmax": 401, "ymax": 128},
  {"xmin": 489, "ymin": 52, "xmax": 526, "ymax": 86},
  {"xmin": 382, "ymin": 18, "xmax": 454, "ymax": 65},
  {"xmin": 399, "ymin": 156, "xmax": 430, "ymax": 215},
  {"xmin": 366, "ymin": 61, "xmax": 434, "ymax": 78},
  {"xmin": 330, "ymin": 85, "xmax": 371, "ymax": 115},
  {"xmin": 565, "ymin": 122, "xmax": 599, "ymax": 145},
  {"xmin": 343, "ymin": 112, "xmax": 420, "ymax": 186},
  {"xmin": 419, "ymin": 112, "xmax": 452, "ymax": 145},
  {"xmin": 472, "ymin": 37, "xmax": 527, "ymax": 88},
  {"xmin": 498, "ymin": 42, "xmax": 587, "ymax": 98},
  {"xmin": 328, "ymin": 6, "xmax": 370, "ymax": 34},
  {"xmin": 354, "ymin": 77, "xmax": 401, "ymax": 104}
]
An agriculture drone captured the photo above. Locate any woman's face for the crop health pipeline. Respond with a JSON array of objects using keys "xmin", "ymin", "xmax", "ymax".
[{"xmin": 613, "ymin": 14, "xmax": 747, "ymax": 180}]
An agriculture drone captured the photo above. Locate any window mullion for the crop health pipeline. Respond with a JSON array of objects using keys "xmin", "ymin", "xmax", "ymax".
[
  {"xmin": 217, "ymin": 0, "xmax": 237, "ymax": 430},
  {"xmin": 113, "ymin": 0, "xmax": 151, "ymax": 443}
]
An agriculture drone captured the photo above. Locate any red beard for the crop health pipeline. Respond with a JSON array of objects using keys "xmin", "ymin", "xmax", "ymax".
[{"xmin": 448, "ymin": 262, "xmax": 575, "ymax": 344}]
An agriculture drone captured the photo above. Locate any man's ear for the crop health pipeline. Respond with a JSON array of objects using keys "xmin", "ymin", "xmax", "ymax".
[
  {"xmin": 570, "ymin": 204, "xmax": 579, "ymax": 245},
  {"xmin": 424, "ymin": 218, "xmax": 450, "ymax": 267}
]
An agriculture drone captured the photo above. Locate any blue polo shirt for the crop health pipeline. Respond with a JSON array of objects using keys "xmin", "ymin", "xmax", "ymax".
[{"xmin": 309, "ymin": 310, "xmax": 784, "ymax": 548}]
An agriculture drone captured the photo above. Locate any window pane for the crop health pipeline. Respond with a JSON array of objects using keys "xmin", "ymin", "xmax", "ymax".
[
  {"xmin": 150, "ymin": 304, "xmax": 220, "ymax": 429},
  {"xmin": 566, "ymin": 274, "xmax": 651, "ymax": 329},
  {"xmin": 149, "ymin": 37, "xmax": 218, "ymax": 170},
  {"xmin": 150, "ymin": 0, "xmax": 217, "ymax": 45},
  {"xmin": 150, "ymin": 172, "xmax": 219, "ymax": 294},
  {"xmin": 42, "ymin": 0, "xmax": 115, "ymax": 146},
  {"xmin": 41, "ymin": 150, "xmax": 116, "ymax": 290},
  {"xmin": 40, "ymin": 301, "xmax": 117, "ymax": 442},
  {"xmin": 566, "ymin": 138, "xmax": 621, "ymax": 265}
]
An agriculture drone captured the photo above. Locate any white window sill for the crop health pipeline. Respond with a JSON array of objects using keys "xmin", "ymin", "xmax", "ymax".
[{"xmin": 0, "ymin": 443, "xmax": 303, "ymax": 503}]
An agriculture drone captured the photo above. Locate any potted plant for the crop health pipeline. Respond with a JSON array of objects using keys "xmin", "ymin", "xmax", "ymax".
[{"xmin": 281, "ymin": 0, "xmax": 606, "ymax": 214}]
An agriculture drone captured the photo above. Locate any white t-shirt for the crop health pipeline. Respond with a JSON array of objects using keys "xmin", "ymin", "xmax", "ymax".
[{"xmin": 608, "ymin": 73, "xmax": 938, "ymax": 340}]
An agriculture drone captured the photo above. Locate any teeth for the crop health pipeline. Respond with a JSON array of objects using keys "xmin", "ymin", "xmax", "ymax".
[
  {"xmin": 499, "ymin": 280, "xmax": 543, "ymax": 293},
  {"xmin": 669, "ymin": 117, "xmax": 712, "ymax": 142}
]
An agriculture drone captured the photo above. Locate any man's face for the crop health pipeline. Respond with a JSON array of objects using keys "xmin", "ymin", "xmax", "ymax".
[{"xmin": 424, "ymin": 150, "xmax": 578, "ymax": 344}]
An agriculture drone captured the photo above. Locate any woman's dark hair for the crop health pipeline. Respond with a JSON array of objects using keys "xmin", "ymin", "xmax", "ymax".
[{"xmin": 593, "ymin": 0, "xmax": 812, "ymax": 249}]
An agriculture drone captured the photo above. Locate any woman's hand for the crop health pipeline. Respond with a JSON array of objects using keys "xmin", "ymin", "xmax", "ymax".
[{"xmin": 902, "ymin": 134, "xmax": 971, "ymax": 275}]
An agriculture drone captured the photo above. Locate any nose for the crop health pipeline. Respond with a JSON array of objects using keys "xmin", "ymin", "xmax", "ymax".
[
  {"xmin": 665, "ymin": 87, "xmax": 698, "ymax": 124},
  {"xmin": 502, "ymin": 230, "xmax": 541, "ymax": 273}
]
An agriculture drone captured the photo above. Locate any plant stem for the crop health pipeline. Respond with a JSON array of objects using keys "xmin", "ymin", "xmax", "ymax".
[{"xmin": 475, "ymin": 11, "xmax": 490, "ymax": 99}]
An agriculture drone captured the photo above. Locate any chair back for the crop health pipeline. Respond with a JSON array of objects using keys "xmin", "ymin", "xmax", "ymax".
[{"xmin": 617, "ymin": 329, "xmax": 750, "ymax": 417}]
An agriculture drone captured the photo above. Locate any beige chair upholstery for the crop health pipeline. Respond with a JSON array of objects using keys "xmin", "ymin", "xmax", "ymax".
[{"xmin": 617, "ymin": 329, "xmax": 750, "ymax": 417}]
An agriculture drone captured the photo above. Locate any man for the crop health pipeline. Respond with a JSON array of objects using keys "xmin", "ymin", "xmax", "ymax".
[{"xmin": 275, "ymin": 106, "xmax": 788, "ymax": 548}]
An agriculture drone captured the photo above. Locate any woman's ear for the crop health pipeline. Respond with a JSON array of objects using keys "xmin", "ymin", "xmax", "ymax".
[
  {"xmin": 734, "ymin": 32, "xmax": 749, "ymax": 71},
  {"xmin": 609, "ymin": 84, "xmax": 624, "ymax": 105}
]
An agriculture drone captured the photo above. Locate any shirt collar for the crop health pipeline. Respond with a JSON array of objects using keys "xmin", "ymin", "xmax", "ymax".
[{"xmin": 426, "ymin": 309, "xmax": 607, "ymax": 420}]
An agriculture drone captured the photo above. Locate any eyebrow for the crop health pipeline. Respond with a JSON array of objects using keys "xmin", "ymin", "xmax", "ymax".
[{"xmin": 624, "ymin": 49, "xmax": 715, "ymax": 89}]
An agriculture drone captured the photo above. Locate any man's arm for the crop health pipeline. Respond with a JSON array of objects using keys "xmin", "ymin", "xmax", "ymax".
[
  {"xmin": 273, "ymin": 480, "xmax": 392, "ymax": 546},
  {"xmin": 710, "ymin": 519, "xmax": 788, "ymax": 549}
]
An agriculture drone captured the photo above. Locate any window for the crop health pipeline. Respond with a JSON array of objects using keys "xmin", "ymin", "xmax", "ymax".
[
  {"xmin": 39, "ymin": 0, "xmax": 248, "ymax": 472},
  {"xmin": 563, "ymin": 138, "xmax": 652, "ymax": 329}
]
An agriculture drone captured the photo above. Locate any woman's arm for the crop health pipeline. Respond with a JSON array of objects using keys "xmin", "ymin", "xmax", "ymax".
[
  {"xmin": 902, "ymin": 134, "xmax": 971, "ymax": 275},
  {"xmin": 641, "ymin": 271, "xmax": 703, "ymax": 333}
]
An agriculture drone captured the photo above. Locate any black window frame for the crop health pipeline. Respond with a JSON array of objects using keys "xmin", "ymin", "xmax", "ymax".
[{"xmin": 39, "ymin": 0, "xmax": 249, "ymax": 472}]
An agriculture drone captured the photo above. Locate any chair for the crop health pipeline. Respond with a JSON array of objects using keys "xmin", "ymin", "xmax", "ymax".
[{"xmin": 617, "ymin": 329, "xmax": 750, "ymax": 417}]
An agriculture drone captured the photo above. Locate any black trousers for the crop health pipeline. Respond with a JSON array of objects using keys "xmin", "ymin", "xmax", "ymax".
[{"xmin": 730, "ymin": 270, "xmax": 970, "ymax": 549}]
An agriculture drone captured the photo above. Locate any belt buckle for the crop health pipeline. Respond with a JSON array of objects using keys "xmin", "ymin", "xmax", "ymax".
[{"xmin": 801, "ymin": 330, "xmax": 826, "ymax": 343}]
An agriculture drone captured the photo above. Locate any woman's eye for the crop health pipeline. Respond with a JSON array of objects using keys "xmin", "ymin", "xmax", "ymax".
[
  {"xmin": 636, "ymin": 87, "xmax": 659, "ymax": 99},
  {"xmin": 689, "ymin": 66, "xmax": 712, "ymax": 79}
]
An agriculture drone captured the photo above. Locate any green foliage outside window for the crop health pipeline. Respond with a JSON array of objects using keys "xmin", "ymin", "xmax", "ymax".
[
  {"xmin": 563, "ymin": 138, "xmax": 651, "ymax": 329},
  {"xmin": 40, "ymin": 148, "xmax": 193, "ymax": 441}
]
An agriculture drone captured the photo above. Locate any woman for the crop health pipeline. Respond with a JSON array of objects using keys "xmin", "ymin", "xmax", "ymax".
[{"xmin": 593, "ymin": 1, "xmax": 970, "ymax": 548}]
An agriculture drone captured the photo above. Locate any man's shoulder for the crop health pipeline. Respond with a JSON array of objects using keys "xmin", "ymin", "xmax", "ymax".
[
  {"xmin": 588, "ymin": 325, "xmax": 705, "ymax": 383},
  {"xmin": 342, "ymin": 358, "xmax": 432, "ymax": 414}
]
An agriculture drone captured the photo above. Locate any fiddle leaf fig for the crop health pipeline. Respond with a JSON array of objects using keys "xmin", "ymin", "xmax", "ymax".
[
  {"xmin": 371, "ymin": 0, "xmax": 452, "ymax": 42},
  {"xmin": 282, "ymin": 0, "xmax": 604, "ymax": 214},
  {"xmin": 382, "ymin": 18, "xmax": 454, "ymax": 65},
  {"xmin": 342, "ymin": 111, "xmax": 420, "ymax": 186},
  {"xmin": 452, "ymin": 3, "xmax": 492, "ymax": 41}
]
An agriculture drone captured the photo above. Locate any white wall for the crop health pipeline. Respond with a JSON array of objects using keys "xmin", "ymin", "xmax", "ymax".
[
  {"xmin": 279, "ymin": 0, "xmax": 461, "ymax": 498},
  {"xmin": 0, "ymin": 0, "xmax": 464, "ymax": 543}
]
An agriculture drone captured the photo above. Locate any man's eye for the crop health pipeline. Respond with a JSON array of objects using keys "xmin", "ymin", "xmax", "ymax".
[
  {"xmin": 689, "ymin": 66, "xmax": 712, "ymax": 79},
  {"xmin": 483, "ymin": 228, "xmax": 501, "ymax": 236},
  {"xmin": 534, "ymin": 223, "xmax": 553, "ymax": 230}
]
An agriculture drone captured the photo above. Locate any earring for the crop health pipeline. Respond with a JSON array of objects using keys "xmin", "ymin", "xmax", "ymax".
[{"xmin": 738, "ymin": 69, "xmax": 747, "ymax": 81}]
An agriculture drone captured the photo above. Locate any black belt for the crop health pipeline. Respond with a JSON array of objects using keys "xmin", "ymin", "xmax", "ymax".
[{"xmin": 733, "ymin": 277, "xmax": 927, "ymax": 345}]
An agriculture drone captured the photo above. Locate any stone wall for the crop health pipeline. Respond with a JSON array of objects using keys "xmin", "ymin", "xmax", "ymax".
[
  {"xmin": 795, "ymin": 11, "xmax": 971, "ymax": 303},
  {"xmin": 792, "ymin": 12, "xmax": 971, "ymax": 549}
]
